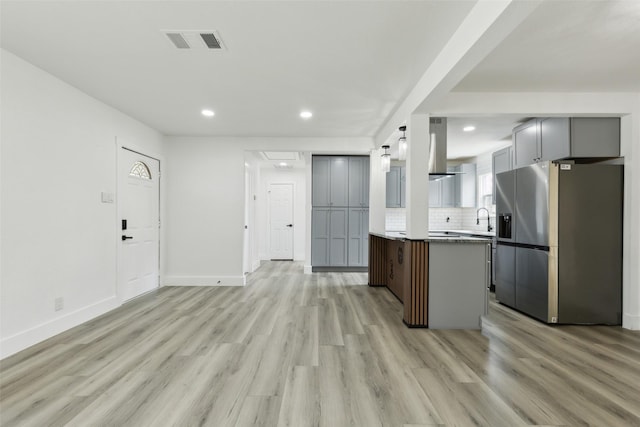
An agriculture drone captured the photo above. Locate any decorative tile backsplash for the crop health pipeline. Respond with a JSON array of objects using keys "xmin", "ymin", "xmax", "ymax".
[
  {"xmin": 385, "ymin": 208, "xmax": 407, "ymax": 231},
  {"xmin": 385, "ymin": 207, "xmax": 496, "ymax": 232}
]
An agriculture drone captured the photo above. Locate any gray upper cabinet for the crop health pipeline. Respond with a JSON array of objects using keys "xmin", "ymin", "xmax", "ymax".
[
  {"xmin": 539, "ymin": 118, "xmax": 571, "ymax": 161},
  {"xmin": 440, "ymin": 174, "xmax": 455, "ymax": 208},
  {"xmin": 312, "ymin": 156, "xmax": 349, "ymax": 207},
  {"xmin": 312, "ymin": 157, "xmax": 331, "ymax": 206},
  {"xmin": 492, "ymin": 146, "xmax": 512, "ymax": 204},
  {"xmin": 543, "ymin": 117, "xmax": 620, "ymax": 159},
  {"xmin": 349, "ymin": 157, "xmax": 370, "ymax": 207},
  {"xmin": 429, "ymin": 165, "xmax": 475, "ymax": 208},
  {"xmin": 399, "ymin": 166, "xmax": 406, "ymax": 208},
  {"xmin": 455, "ymin": 163, "xmax": 477, "ymax": 208},
  {"xmin": 386, "ymin": 166, "xmax": 404, "ymax": 208},
  {"xmin": 429, "ymin": 179, "xmax": 442, "ymax": 207},
  {"xmin": 513, "ymin": 117, "xmax": 620, "ymax": 169},
  {"xmin": 329, "ymin": 157, "xmax": 349, "ymax": 206},
  {"xmin": 513, "ymin": 119, "xmax": 541, "ymax": 169}
]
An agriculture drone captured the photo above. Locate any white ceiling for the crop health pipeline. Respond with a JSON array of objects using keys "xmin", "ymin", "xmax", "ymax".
[
  {"xmin": 4, "ymin": 1, "xmax": 638, "ymax": 159},
  {"xmin": 0, "ymin": 0, "xmax": 476, "ymax": 137},
  {"xmin": 446, "ymin": 116, "xmax": 524, "ymax": 160},
  {"xmin": 453, "ymin": 0, "xmax": 640, "ymax": 92}
]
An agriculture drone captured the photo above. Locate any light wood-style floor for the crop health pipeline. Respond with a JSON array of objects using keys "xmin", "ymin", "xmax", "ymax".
[{"xmin": 2, "ymin": 261, "xmax": 640, "ymax": 426}]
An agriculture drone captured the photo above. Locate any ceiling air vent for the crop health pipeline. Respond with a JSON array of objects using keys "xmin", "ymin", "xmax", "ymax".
[
  {"xmin": 166, "ymin": 33, "xmax": 190, "ymax": 49},
  {"xmin": 162, "ymin": 30, "xmax": 225, "ymax": 51},
  {"xmin": 200, "ymin": 33, "xmax": 222, "ymax": 49}
]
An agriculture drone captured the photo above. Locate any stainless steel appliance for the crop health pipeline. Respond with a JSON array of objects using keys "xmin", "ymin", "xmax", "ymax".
[{"xmin": 495, "ymin": 161, "xmax": 623, "ymax": 324}]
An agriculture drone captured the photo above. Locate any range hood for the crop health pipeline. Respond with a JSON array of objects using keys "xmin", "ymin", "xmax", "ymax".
[{"xmin": 428, "ymin": 117, "xmax": 456, "ymax": 181}]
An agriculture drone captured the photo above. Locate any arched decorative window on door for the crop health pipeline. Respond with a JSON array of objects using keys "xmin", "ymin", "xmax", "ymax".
[{"xmin": 129, "ymin": 161, "xmax": 151, "ymax": 180}]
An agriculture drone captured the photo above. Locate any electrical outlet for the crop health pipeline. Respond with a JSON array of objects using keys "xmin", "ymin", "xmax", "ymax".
[{"xmin": 54, "ymin": 297, "xmax": 64, "ymax": 311}]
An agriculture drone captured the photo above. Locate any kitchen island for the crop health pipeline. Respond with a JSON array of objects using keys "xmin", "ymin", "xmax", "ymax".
[{"xmin": 369, "ymin": 232, "xmax": 491, "ymax": 328}]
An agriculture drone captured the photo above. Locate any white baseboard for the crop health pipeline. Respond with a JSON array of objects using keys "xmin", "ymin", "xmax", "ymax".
[
  {"xmin": 304, "ymin": 265, "xmax": 313, "ymax": 274},
  {"xmin": 1, "ymin": 296, "xmax": 119, "ymax": 360},
  {"xmin": 623, "ymin": 313, "xmax": 640, "ymax": 330},
  {"xmin": 251, "ymin": 260, "xmax": 261, "ymax": 272},
  {"xmin": 163, "ymin": 275, "xmax": 246, "ymax": 286}
]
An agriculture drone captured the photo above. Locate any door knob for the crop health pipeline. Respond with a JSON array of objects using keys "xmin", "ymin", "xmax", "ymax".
[
  {"xmin": 286, "ymin": 224, "xmax": 293, "ymax": 227},
  {"xmin": 122, "ymin": 235, "xmax": 133, "ymax": 241}
]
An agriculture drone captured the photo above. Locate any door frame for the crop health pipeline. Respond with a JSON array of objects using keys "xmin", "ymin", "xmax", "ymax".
[
  {"xmin": 268, "ymin": 182, "xmax": 295, "ymax": 260},
  {"xmin": 115, "ymin": 138, "xmax": 163, "ymax": 304}
]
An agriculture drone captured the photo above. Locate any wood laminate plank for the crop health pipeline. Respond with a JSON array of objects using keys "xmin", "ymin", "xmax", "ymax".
[
  {"xmin": 235, "ymin": 396, "xmax": 282, "ymax": 427},
  {"xmin": 276, "ymin": 366, "xmax": 320, "ymax": 427}
]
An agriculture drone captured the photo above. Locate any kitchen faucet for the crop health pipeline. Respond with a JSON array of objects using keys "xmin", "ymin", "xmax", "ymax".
[{"xmin": 476, "ymin": 207, "xmax": 493, "ymax": 232}]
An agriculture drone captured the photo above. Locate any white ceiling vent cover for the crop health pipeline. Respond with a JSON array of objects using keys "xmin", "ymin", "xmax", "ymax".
[{"xmin": 163, "ymin": 30, "xmax": 225, "ymax": 51}]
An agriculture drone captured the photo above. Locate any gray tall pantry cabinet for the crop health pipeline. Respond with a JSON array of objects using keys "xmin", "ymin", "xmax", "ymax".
[{"xmin": 312, "ymin": 156, "xmax": 369, "ymax": 268}]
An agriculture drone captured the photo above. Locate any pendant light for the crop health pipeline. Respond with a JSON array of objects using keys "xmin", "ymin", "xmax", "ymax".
[
  {"xmin": 398, "ymin": 125, "xmax": 407, "ymax": 161},
  {"xmin": 381, "ymin": 145, "xmax": 391, "ymax": 173}
]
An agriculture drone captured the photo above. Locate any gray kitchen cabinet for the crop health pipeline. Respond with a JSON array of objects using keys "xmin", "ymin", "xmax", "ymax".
[
  {"xmin": 348, "ymin": 208, "xmax": 369, "ymax": 266},
  {"xmin": 513, "ymin": 117, "xmax": 620, "ymax": 169},
  {"xmin": 329, "ymin": 208, "xmax": 348, "ymax": 266},
  {"xmin": 311, "ymin": 208, "xmax": 330, "ymax": 266},
  {"xmin": 386, "ymin": 165, "xmax": 405, "ymax": 208},
  {"xmin": 312, "ymin": 156, "xmax": 349, "ymax": 207},
  {"xmin": 455, "ymin": 163, "xmax": 476, "ymax": 208},
  {"xmin": 312, "ymin": 155, "xmax": 370, "ymax": 268},
  {"xmin": 399, "ymin": 166, "xmax": 406, "ymax": 208},
  {"xmin": 429, "ymin": 179, "xmax": 442, "ymax": 207},
  {"xmin": 513, "ymin": 119, "xmax": 541, "ymax": 169},
  {"xmin": 440, "ymin": 174, "xmax": 456, "ymax": 208},
  {"xmin": 492, "ymin": 146, "xmax": 512, "ymax": 204},
  {"xmin": 430, "ymin": 165, "xmax": 475, "ymax": 208},
  {"xmin": 311, "ymin": 207, "xmax": 348, "ymax": 266},
  {"xmin": 312, "ymin": 157, "xmax": 331, "ymax": 206},
  {"xmin": 349, "ymin": 156, "xmax": 370, "ymax": 207},
  {"xmin": 540, "ymin": 117, "xmax": 620, "ymax": 159}
]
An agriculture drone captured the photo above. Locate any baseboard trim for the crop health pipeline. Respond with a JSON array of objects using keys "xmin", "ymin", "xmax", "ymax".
[
  {"xmin": 1, "ymin": 296, "xmax": 119, "ymax": 359},
  {"xmin": 303, "ymin": 265, "xmax": 313, "ymax": 274},
  {"xmin": 162, "ymin": 275, "xmax": 246, "ymax": 286},
  {"xmin": 312, "ymin": 266, "xmax": 368, "ymax": 273},
  {"xmin": 623, "ymin": 313, "xmax": 640, "ymax": 330}
]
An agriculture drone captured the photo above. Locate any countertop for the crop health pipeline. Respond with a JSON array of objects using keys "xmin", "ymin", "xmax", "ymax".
[
  {"xmin": 372, "ymin": 231, "xmax": 491, "ymax": 243},
  {"xmin": 431, "ymin": 229, "xmax": 496, "ymax": 238}
]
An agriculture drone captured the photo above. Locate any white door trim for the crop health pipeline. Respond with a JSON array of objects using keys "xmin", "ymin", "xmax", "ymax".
[{"xmin": 116, "ymin": 139, "xmax": 162, "ymax": 304}]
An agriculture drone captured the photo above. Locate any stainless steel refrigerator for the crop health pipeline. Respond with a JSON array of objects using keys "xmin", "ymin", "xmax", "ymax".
[{"xmin": 495, "ymin": 161, "xmax": 623, "ymax": 324}]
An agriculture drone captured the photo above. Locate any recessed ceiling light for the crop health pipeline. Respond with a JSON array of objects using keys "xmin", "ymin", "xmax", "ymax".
[
  {"xmin": 300, "ymin": 111, "xmax": 313, "ymax": 119},
  {"xmin": 279, "ymin": 162, "xmax": 288, "ymax": 166},
  {"xmin": 201, "ymin": 109, "xmax": 215, "ymax": 117},
  {"xmin": 463, "ymin": 125, "xmax": 475, "ymax": 132}
]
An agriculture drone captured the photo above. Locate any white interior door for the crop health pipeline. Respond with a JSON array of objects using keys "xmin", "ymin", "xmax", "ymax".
[
  {"xmin": 269, "ymin": 183, "xmax": 294, "ymax": 260},
  {"xmin": 118, "ymin": 148, "xmax": 160, "ymax": 302}
]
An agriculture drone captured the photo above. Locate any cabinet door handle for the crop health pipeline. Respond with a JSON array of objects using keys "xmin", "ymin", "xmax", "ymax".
[{"xmin": 122, "ymin": 235, "xmax": 133, "ymax": 241}]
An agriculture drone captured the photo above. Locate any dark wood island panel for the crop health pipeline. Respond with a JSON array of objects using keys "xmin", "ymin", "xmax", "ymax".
[
  {"xmin": 403, "ymin": 240, "xmax": 428, "ymax": 327},
  {"xmin": 368, "ymin": 234, "xmax": 428, "ymax": 327},
  {"xmin": 368, "ymin": 234, "xmax": 387, "ymax": 286}
]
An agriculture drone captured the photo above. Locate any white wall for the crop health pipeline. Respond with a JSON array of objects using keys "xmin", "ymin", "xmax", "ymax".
[
  {"xmin": 0, "ymin": 49, "xmax": 164, "ymax": 358},
  {"xmin": 163, "ymin": 136, "xmax": 373, "ymax": 286},
  {"xmin": 257, "ymin": 167, "xmax": 306, "ymax": 261}
]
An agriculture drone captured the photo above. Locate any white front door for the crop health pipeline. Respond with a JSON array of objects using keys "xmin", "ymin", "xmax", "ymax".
[
  {"xmin": 269, "ymin": 183, "xmax": 294, "ymax": 260},
  {"xmin": 118, "ymin": 148, "xmax": 160, "ymax": 302}
]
